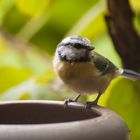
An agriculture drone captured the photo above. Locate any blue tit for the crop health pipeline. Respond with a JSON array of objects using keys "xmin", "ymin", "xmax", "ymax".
[{"xmin": 53, "ymin": 36, "xmax": 140, "ymax": 108}]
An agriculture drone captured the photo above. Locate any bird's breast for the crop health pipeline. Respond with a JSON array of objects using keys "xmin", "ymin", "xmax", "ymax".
[{"xmin": 53, "ymin": 56, "xmax": 113, "ymax": 94}]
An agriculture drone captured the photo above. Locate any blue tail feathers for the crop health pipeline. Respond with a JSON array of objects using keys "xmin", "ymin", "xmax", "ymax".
[{"xmin": 121, "ymin": 69, "xmax": 140, "ymax": 81}]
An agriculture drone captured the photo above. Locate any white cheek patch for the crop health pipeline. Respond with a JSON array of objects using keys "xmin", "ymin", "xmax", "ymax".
[{"xmin": 62, "ymin": 46, "xmax": 86, "ymax": 60}]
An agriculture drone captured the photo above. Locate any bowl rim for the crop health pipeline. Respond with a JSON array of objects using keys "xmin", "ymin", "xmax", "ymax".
[{"xmin": 0, "ymin": 100, "xmax": 129, "ymax": 140}]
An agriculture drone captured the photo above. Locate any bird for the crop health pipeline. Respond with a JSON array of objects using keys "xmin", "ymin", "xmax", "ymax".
[{"xmin": 53, "ymin": 35, "xmax": 140, "ymax": 108}]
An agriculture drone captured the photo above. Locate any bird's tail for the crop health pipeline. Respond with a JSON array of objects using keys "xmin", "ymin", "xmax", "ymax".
[{"xmin": 119, "ymin": 68, "xmax": 140, "ymax": 81}]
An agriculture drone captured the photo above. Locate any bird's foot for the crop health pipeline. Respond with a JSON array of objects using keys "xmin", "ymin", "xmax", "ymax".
[
  {"xmin": 64, "ymin": 98, "xmax": 76, "ymax": 108},
  {"xmin": 64, "ymin": 94, "xmax": 81, "ymax": 108},
  {"xmin": 85, "ymin": 101, "xmax": 98, "ymax": 109},
  {"xmin": 85, "ymin": 92, "xmax": 101, "ymax": 109}
]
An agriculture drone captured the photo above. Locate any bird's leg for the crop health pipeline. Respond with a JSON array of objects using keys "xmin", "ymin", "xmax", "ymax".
[
  {"xmin": 85, "ymin": 92, "xmax": 102, "ymax": 109},
  {"xmin": 64, "ymin": 94, "xmax": 81, "ymax": 107}
]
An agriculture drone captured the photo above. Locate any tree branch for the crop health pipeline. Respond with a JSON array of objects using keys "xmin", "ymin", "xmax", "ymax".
[{"xmin": 105, "ymin": 0, "xmax": 140, "ymax": 71}]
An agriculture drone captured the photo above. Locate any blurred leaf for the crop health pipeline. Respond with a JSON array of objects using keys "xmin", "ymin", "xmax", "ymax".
[
  {"xmin": 2, "ymin": 7, "xmax": 28, "ymax": 34},
  {"xmin": 130, "ymin": 0, "xmax": 140, "ymax": 12},
  {"xmin": 16, "ymin": 13, "xmax": 49, "ymax": 42},
  {"xmin": 51, "ymin": 0, "xmax": 98, "ymax": 31},
  {"xmin": 0, "ymin": 0, "xmax": 14, "ymax": 25},
  {"xmin": 0, "ymin": 67, "xmax": 33, "ymax": 93},
  {"xmin": 36, "ymin": 70, "xmax": 55, "ymax": 84},
  {"xmin": 0, "ymin": 77, "xmax": 68, "ymax": 101},
  {"xmin": 0, "ymin": 34, "xmax": 51, "ymax": 74},
  {"xmin": 130, "ymin": 0, "xmax": 140, "ymax": 34},
  {"xmin": 0, "ymin": 78, "xmax": 37, "ymax": 100},
  {"xmin": 105, "ymin": 78, "xmax": 140, "ymax": 140},
  {"xmin": 134, "ymin": 13, "xmax": 140, "ymax": 34},
  {"xmin": 19, "ymin": 93, "xmax": 31, "ymax": 100},
  {"xmin": 15, "ymin": 0, "xmax": 50, "ymax": 17},
  {"xmin": 67, "ymin": 0, "xmax": 106, "ymax": 40},
  {"xmin": 22, "ymin": 50, "xmax": 52, "ymax": 74},
  {"xmin": 0, "ymin": 34, "xmax": 6, "ymax": 54}
]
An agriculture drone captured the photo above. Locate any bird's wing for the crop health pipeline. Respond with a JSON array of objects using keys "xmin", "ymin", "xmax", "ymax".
[{"xmin": 92, "ymin": 52, "xmax": 118, "ymax": 75}]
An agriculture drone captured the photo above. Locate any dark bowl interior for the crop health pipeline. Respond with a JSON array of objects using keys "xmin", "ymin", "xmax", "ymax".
[{"xmin": 0, "ymin": 102, "xmax": 101, "ymax": 124}]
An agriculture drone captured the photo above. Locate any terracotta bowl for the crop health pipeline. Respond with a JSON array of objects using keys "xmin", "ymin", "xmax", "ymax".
[{"xmin": 0, "ymin": 100, "xmax": 129, "ymax": 140}]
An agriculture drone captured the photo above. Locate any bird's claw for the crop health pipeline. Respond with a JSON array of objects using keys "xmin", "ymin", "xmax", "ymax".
[
  {"xmin": 64, "ymin": 94, "xmax": 81, "ymax": 108},
  {"xmin": 85, "ymin": 101, "xmax": 97, "ymax": 109},
  {"xmin": 64, "ymin": 98, "xmax": 75, "ymax": 108}
]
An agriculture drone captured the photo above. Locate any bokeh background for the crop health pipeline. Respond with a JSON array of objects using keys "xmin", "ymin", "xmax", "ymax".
[{"xmin": 0, "ymin": 0, "xmax": 140, "ymax": 139}]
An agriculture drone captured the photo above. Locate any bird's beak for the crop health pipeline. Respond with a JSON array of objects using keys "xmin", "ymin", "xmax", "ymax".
[{"xmin": 88, "ymin": 45, "xmax": 94, "ymax": 51}]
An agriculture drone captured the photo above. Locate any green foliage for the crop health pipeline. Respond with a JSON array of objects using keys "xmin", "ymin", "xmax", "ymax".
[
  {"xmin": 0, "ymin": 0, "xmax": 14, "ymax": 25},
  {"xmin": 106, "ymin": 79, "xmax": 140, "ymax": 140},
  {"xmin": 0, "ymin": 67, "xmax": 33, "ymax": 93},
  {"xmin": 67, "ymin": 1, "xmax": 106, "ymax": 39},
  {"xmin": 130, "ymin": 0, "xmax": 140, "ymax": 34},
  {"xmin": 15, "ymin": 0, "xmax": 50, "ymax": 17},
  {"xmin": 130, "ymin": 0, "xmax": 140, "ymax": 12},
  {"xmin": 0, "ymin": 0, "xmax": 140, "ymax": 139}
]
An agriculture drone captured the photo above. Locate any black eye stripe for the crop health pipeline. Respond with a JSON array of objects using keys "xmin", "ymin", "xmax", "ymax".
[
  {"xmin": 58, "ymin": 42, "xmax": 86, "ymax": 49},
  {"xmin": 73, "ymin": 43, "xmax": 84, "ymax": 48}
]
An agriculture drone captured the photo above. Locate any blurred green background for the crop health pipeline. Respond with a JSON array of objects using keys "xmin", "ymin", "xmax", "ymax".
[{"xmin": 0, "ymin": 0, "xmax": 140, "ymax": 139}]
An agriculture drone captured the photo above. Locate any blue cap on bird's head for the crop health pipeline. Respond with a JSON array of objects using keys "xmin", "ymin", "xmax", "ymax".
[{"xmin": 58, "ymin": 36, "xmax": 95, "ymax": 51}]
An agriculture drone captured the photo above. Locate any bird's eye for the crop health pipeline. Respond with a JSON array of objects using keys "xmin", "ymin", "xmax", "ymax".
[{"xmin": 73, "ymin": 43, "xmax": 83, "ymax": 49}]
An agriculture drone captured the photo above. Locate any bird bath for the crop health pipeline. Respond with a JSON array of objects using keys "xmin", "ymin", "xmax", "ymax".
[{"xmin": 0, "ymin": 100, "xmax": 129, "ymax": 140}]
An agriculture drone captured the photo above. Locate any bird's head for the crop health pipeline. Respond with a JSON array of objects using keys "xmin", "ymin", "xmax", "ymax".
[{"xmin": 57, "ymin": 36, "xmax": 94, "ymax": 62}]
